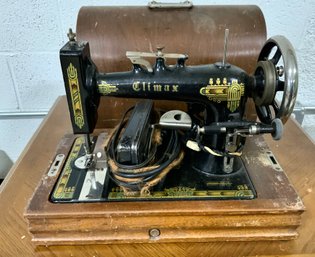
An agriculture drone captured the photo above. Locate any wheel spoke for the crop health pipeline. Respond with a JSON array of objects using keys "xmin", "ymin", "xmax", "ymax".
[
  {"xmin": 271, "ymin": 100, "xmax": 279, "ymax": 115},
  {"xmin": 276, "ymin": 80, "xmax": 285, "ymax": 91},
  {"xmin": 261, "ymin": 105, "xmax": 272, "ymax": 119},
  {"xmin": 266, "ymin": 105, "xmax": 273, "ymax": 118},
  {"xmin": 270, "ymin": 48, "xmax": 281, "ymax": 64}
]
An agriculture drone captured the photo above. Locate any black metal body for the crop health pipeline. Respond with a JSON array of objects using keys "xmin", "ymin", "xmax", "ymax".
[
  {"xmin": 96, "ymin": 60, "xmax": 249, "ymax": 104},
  {"xmin": 60, "ymin": 41, "xmax": 99, "ymax": 134},
  {"xmin": 58, "ymin": 39, "xmax": 285, "ymax": 196},
  {"xmin": 60, "ymin": 41, "xmax": 251, "ymax": 141}
]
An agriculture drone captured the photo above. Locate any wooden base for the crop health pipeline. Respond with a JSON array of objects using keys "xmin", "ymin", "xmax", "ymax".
[{"xmin": 24, "ymin": 134, "xmax": 304, "ymax": 245}]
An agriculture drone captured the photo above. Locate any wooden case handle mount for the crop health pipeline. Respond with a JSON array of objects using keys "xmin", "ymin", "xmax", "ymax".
[{"xmin": 148, "ymin": 0, "xmax": 193, "ymax": 9}]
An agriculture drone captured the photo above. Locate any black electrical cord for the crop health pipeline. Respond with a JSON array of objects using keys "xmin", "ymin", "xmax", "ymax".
[
  {"xmin": 112, "ymin": 131, "xmax": 180, "ymax": 179},
  {"xmin": 107, "ymin": 108, "xmax": 181, "ymax": 190},
  {"xmin": 110, "ymin": 131, "xmax": 180, "ymax": 180},
  {"xmin": 115, "ymin": 131, "xmax": 180, "ymax": 178}
]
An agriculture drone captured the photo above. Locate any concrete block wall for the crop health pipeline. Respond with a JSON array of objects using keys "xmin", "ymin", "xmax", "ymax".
[{"xmin": 0, "ymin": 0, "xmax": 314, "ymax": 162}]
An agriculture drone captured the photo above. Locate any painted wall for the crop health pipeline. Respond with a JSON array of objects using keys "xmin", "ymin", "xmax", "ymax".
[{"xmin": 0, "ymin": 0, "xmax": 314, "ymax": 161}]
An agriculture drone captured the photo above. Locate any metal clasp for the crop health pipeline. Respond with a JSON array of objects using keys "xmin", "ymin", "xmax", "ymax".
[{"xmin": 148, "ymin": 1, "xmax": 193, "ymax": 9}]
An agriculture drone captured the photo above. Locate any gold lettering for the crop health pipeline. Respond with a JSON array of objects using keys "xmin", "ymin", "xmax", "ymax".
[
  {"xmin": 172, "ymin": 85, "xmax": 179, "ymax": 92},
  {"xmin": 153, "ymin": 84, "xmax": 162, "ymax": 92},
  {"xmin": 132, "ymin": 81, "xmax": 179, "ymax": 93},
  {"xmin": 132, "ymin": 81, "xmax": 141, "ymax": 91},
  {"xmin": 142, "ymin": 82, "xmax": 146, "ymax": 91}
]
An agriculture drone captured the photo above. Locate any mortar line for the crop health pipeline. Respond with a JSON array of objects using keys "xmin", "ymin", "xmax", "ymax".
[{"xmin": 0, "ymin": 51, "xmax": 57, "ymax": 55}]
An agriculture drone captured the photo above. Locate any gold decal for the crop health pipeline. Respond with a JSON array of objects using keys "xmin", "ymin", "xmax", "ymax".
[
  {"xmin": 131, "ymin": 81, "xmax": 179, "ymax": 93},
  {"xmin": 153, "ymin": 84, "xmax": 162, "ymax": 92},
  {"xmin": 172, "ymin": 85, "xmax": 179, "ymax": 92},
  {"xmin": 200, "ymin": 78, "xmax": 245, "ymax": 112},
  {"xmin": 98, "ymin": 81, "xmax": 118, "ymax": 95},
  {"xmin": 53, "ymin": 137, "xmax": 84, "ymax": 199},
  {"xmin": 228, "ymin": 80, "xmax": 244, "ymax": 112},
  {"xmin": 67, "ymin": 63, "xmax": 84, "ymax": 129},
  {"xmin": 132, "ymin": 81, "xmax": 141, "ymax": 91}
]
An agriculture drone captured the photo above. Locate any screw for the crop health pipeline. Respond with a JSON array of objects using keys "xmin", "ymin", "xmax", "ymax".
[
  {"xmin": 67, "ymin": 28, "xmax": 76, "ymax": 42},
  {"xmin": 277, "ymin": 66, "xmax": 284, "ymax": 77},
  {"xmin": 149, "ymin": 228, "xmax": 160, "ymax": 239},
  {"xmin": 156, "ymin": 46, "xmax": 164, "ymax": 57}
]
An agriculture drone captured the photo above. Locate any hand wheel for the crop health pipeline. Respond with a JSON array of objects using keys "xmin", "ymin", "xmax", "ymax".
[{"xmin": 253, "ymin": 36, "xmax": 298, "ymax": 124}]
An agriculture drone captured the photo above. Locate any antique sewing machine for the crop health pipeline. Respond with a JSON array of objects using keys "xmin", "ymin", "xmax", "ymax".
[
  {"xmin": 25, "ymin": 5, "xmax": 304, "ymax": 245},
  {"xmin": 49, "ymin": 29, "xmax": 297, "ymax": 202}
]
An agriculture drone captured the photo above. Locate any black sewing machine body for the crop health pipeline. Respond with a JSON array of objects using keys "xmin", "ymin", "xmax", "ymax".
[
  {"xmin": 52, "ymin": 33, "xmax": 298, "ymax": 203},
  {"xmin": 60, "ymin": 41, "xmax": 250, "ymax": 134}
]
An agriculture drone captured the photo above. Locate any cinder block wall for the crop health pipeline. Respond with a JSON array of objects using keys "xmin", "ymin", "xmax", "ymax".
[{"xmin": 0, "ymin": 0, "xmax": 314, "ymax": 161}]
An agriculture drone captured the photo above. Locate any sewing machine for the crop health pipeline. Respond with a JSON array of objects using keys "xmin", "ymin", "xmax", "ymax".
[
  {"xmin": 25, "ymin": 6, "xmax": 304, "ymax": 245},
  {"xmin": 49, "ymin": 29, "xmax": 297, "ymax": 202}
]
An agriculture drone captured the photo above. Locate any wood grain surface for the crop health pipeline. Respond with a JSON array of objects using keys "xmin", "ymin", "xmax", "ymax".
[
  {"xmin": 77, "ymin": 6, "xmax": 266, "ymax": 74},
  {"xmin": 24, "ymin": 127, "xmax": 304, "ymax": 244},
  {"xmin": 0, "ymin": 96, "xmax": 315, "ymax": 256}
]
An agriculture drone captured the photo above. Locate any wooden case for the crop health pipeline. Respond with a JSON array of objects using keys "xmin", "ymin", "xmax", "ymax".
[
  {"xmin": 24, "ymin": 101, "xmax": 304, "ymax": 245},
  {"xmin": 24, "ymin": 5, "xmax": 304, "ymax": 245}
]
